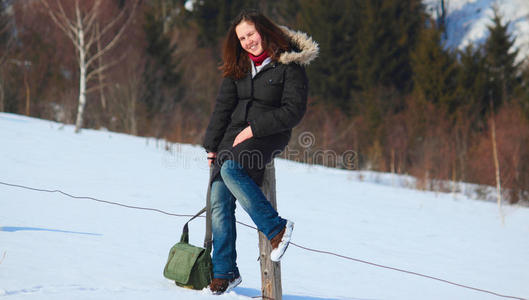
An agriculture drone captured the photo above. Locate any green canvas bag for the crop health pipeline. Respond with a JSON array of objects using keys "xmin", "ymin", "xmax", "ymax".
[
  {"xmin": 163, "ymin": 169, "xmax": 214, "ymax": 290},
  {"xmin": 163, "ymin": 216, "xmax": 212, "ymax": 289}
]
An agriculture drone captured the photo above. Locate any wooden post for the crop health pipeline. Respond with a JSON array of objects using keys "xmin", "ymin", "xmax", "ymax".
[{"xmin": 258, "ymin": 160, "xmax": 282, "ymax": 300}]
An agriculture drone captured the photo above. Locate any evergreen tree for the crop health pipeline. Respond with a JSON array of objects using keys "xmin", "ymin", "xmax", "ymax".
[
  {"xmin": 193, "ymin": 0, "xmax": 258, "ymax": 48},
  {"xmin": 297, "ymin": 0, "xmax": 360, "ymax": 110},
  {"xmin": 355, "ymin": 0, "xmax": 425, "ymax": 93},
  {"xmin": 458, "ymin": 44, "xmax": 488, "ymax": 122},
  {"xmin": 141, "ymin": 2, "xmax": 183, "ymax": 118},
  {"xmin": 0, "ymin": 0, "xmax": 15, "ymax": 66},
  {"xmin": 411, "ymin": 26, "xmax": 460, "ymax": 115},
  {"xmin": 259, "ymin": 0, "xmax": 300, "ymax": 28},
  {"xmin": 483, "ymin": 8, "xmax": 520, "ymax": 110},
  {"xmin": 0, "ymin": 3, "xmax": 10, "ymax": 52},
  {"xmin": 518, "ymin": 64, "xmax": 529, "ymax": 119},
  {"xmin": 0, "ymin": 2, "xmax": 13, "ymax": 112}
]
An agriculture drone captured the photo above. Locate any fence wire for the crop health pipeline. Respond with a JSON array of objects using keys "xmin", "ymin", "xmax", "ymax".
[{"xmin": 0, "ymin": 180, "xmax": 526, "ymax": 300}]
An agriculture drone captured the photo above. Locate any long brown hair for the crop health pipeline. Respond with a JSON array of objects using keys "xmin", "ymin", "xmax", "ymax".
[{"xmin": 220, "ymin": 9, "xmax": 291, "ymax": 79}]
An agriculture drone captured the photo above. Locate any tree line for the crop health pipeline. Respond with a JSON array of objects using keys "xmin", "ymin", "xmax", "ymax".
[{"xmin": 1, "ymin": 0, "xmax": 528, "ymax": 202}]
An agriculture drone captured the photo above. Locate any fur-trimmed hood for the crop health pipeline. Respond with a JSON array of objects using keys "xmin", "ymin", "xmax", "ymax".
[{"xmin": 278, "ymin": 26, "xmax": 319, "ymax": 66}]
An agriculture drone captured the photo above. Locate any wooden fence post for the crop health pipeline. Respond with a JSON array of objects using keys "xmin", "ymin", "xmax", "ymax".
[{"xmin": 258, "ymin": 160, "xmax": 282, "ymax": 300}]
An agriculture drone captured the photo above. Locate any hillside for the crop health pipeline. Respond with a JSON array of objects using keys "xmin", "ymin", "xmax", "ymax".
[
  {"xmin": 1, "ymin": 113, "xmax": 528, "ymax": 300},
  {"xmin": 424, "ymin": 0, "xmax": 529, "ymax": 63}
]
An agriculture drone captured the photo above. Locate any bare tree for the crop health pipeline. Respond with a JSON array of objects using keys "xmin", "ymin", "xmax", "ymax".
[
  {"xmin": 40, "ymin": 0, "xmax": 138, "ymax": 132},
  {"xmin": 489, "ymin": 100, "xmax": 503, "ymax": 222},
  {"xmin": 437, "ymin": 0, "xmax": 447, "ymax": 29},
  {"xmin": 107, "ymin": 56, "xmax": 145, "ymax": 136}
]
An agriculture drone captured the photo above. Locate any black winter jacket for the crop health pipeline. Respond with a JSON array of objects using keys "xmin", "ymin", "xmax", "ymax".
[{"xmin": 203, "ymin": 27, "xmax": 319, "ymax": 186}]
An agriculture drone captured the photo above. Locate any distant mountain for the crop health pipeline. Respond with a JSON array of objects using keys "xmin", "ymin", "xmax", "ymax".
[{"xmin": 424, "ymin": 0, "xmax": 529, "ymax": 64}]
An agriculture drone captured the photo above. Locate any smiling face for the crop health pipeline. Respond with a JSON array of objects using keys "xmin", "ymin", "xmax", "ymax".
[{"xmin": 235, "ymin": 20, "xmax": 264, "ymax": 56}]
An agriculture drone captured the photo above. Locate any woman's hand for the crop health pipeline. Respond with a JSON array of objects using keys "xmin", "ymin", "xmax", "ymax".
[
  {"xmin": 233, "ymin": 126, "xmax": 253, "ymax": 147},
  {"xmin": 207, "ymin": 152, "xmax": 217, "ymax": 167}
]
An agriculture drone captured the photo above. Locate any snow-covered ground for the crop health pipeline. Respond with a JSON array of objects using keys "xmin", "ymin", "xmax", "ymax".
[
  {"xmin": 1, "ymin": 112, "xmax": 528, "ymax": 300},
  {"xmin": 424, "ymin": 0, "xmax": 529, "ymax": 64}
]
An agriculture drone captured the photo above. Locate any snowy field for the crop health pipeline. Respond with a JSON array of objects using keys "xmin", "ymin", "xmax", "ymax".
[{"xmin": 1, "ymin": 112, "xmax": 528, "ymax": 300}]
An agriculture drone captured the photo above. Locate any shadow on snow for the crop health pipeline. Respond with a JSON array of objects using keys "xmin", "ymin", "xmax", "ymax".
[
  {"xmin": 0, "ymin": 226, "xmax": 102, "ymax": 236},
  {"xmin": 233, "ymin": 286, "xmax": 381, "ymax": 300}
]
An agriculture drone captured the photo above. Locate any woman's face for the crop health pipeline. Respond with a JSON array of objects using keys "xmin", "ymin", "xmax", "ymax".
[{"xmin": 235, "ymin": 21, "xmax": 264, "ymax": 56}]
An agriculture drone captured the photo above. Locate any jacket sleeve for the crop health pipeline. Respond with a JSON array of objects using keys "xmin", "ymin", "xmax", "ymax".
[
  {"xmin": 203, "ymin": 77, "xmax": 238, "ymax": 153},
  {"xmin": 249, "ymin": 63, "xmax": 308, "ymax": 138}
]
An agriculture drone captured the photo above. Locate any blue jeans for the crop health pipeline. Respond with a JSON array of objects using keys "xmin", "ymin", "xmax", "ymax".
[{"xmin": 210, "ymin": 160, "xmax": 286, "ymax": 279}]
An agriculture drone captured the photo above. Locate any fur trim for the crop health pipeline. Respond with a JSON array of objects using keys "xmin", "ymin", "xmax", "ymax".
[{"xmin": 278, "ymin": 26, "xmax": 319, "ymax": 66}]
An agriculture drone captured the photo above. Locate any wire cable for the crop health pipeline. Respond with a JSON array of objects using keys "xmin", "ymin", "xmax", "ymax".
[{"xmin": 0, "ymin": 180, "xmax": 526, "ymax": 300}]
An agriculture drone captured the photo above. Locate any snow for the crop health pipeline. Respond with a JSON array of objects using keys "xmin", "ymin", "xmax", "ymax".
[
  {"xmin": 424, "ymin": 0, "xmax": 529, "ymax": 64},
  {"xmin": 1, "ymin": 112, "xmax": 528, "ymax": 300},
  {"xmin": 184, "ymin": 0, "xmax": 195, "ymax": 12}
]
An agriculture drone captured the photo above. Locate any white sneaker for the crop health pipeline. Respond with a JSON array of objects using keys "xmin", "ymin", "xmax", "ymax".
[
  {"xmin": 270, "ymin": 220, "xmax": 294, "ymax": 262},
  {"xmin": 224, "ymin": 276, "xmax": 242, "ymax": 293},
  {"xmin": 206, "ymin": 276, "xmax": 242, "ymax": 295}
]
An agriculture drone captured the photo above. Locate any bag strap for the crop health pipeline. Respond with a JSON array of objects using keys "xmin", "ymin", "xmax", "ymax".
[
  {"xmin": 180, "ymin": 167, "xmax": 213, "ymax": 253},
  {"xmin": 180, "ymin": 206, "xmax": 206, "ymax": 244},
  {"xmin": 204, "ymin": 167, "xmax": 213, "ymax": 251}
]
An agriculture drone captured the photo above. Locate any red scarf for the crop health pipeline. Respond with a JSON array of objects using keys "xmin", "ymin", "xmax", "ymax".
[{"xmin": 248, "ymin": 51, "xmax": 269, "ymax": 66}]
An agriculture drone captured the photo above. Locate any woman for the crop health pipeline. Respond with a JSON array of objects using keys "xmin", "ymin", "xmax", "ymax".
[{"xmin": 202, "ymin": 9, "xmax": 318, "ymax": 295}]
